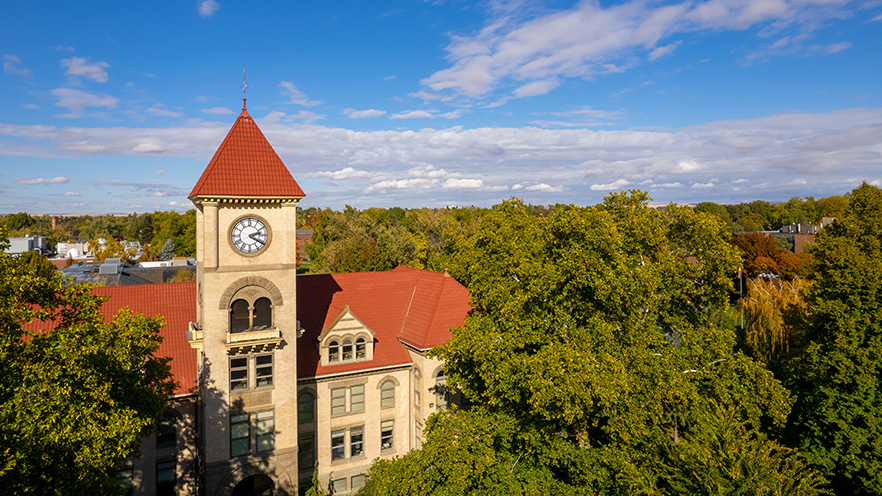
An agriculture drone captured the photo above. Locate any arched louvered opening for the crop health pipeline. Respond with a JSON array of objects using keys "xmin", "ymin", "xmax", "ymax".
[
  {"xmin": 252, "ymin": 297, "xmax": 272, "ymax": 329},
  {"xmin": 230, "ymin": 299, "xmax": 250, "ymax": 333}
]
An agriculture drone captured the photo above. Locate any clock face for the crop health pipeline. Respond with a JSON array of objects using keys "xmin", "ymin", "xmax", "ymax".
[{"xmin": 231, "ymin": 217, "xmax": 268, "ymax": 253}]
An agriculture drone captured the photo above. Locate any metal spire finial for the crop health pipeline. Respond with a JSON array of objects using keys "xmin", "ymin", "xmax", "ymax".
[{"xmin": 242, "ymin": 64, "xmax": 247, "ymax": 110}]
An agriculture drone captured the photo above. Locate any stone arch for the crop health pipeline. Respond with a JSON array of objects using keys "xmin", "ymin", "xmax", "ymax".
[
  {"xmin": 218, "ymin": 276, "xmax": 283, "ymax": 310},
  {"xmin": 215, "ymin": 460, "xmax": 293, "ymax": 496}
]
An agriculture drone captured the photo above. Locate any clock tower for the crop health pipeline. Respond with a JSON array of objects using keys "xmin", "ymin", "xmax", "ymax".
[{"xmin": 188, "ymin": 100, "xmax": 305, "ymax": 496}]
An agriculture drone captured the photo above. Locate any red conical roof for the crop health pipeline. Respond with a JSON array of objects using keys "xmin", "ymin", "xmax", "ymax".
[{"xmin": 189, "ymin": 105, "xmax": 305, "ymax": 199}]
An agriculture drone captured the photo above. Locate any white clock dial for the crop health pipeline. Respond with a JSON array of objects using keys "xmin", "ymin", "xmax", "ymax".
[{"xmin": 231, "ymin": 217, "xmax": 268, "ymax": 253}]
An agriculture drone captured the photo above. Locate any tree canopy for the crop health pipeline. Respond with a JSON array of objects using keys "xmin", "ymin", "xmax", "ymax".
[
  {"xmin": 365, "ymin": 193, "xmax": 824, "ymax": 495},
  {"xmin": 785, "ymin": 182, "xmax": 882, "ymax": 494},
  {"xmin": 0, "ymin": 234, "xmax": 175, "ymax": 494}
]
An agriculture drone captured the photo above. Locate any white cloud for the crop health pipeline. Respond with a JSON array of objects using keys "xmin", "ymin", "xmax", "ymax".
[
  {"xmin": 590, "ymin": 179, "xmax": 632, "ymax": 191},
  {"xmin": 344, "ymin": 108, "xmax": 387, "ymax": 119},
  {"xmin": 691, "ymin": 179, "xmax": 720, "ymax": 189},
  {"xmin": 24, "ymin": 104, "xmax": 39, "ymax": 110},
  {"xmin": 309, "ymin": 167, "xmax": 372, "ymax": 180},
  {"xmin": 421, "ymin": 0, "xmax": 859, "ymax": 100},
  {"xmin": 64, "ymin": 192, "xmax": 80, "ymax": 196},
  {"xmin": 198, "ymin": 0, "xmax": 220, "ymax": 17},
  {"xmin": 50, "ymin": 88, "xmax": 118, "ymax": 118},
  {"xmin": 279, "ymin": 81, "xmax": 322, "ymax": 106},
  {"xmin": 390, "ymin": 110, "xmax": 436, "ymax": 120},
  {"xmin": 443, "ymin": 178, "xmax": 484, "ymax": 190},
  {"xmin": 512, "ymin": 79, "xmax": 559, "ymax": 98},
  {"xmin": 551, "ymin": 106, "xmax": 625, "ymax": 120},
  {"xmin": 526, "ymin": 183, "xmax": 564, "ymax": 192},
  {"xmin": 15, "ymin": 176, "xmax": 69, "ymax": 185},
  {"xmin": 201, "ymin": 107, "xmax": 235, "ymax": 115},
  {"xmin": 156, "ymin": 170, "xmax": 166, "ymax": 175},
  {"xmin": 132, "ymin": 142, "xmax": 167, "ymax": 153},
  {"xmin": 146, "ymin": 105, "xmax": 183, "ymax": 118},
  {"xmin": 3, "ymin": 55, "xmax": 32, "ymax": 77},
  {"xmin": 61, "ymin": 57, "xmax": 110, "ymax": 83},
  {"xmin": 648, "ymin": 41, "xmax": 682, "ymax": 61}
]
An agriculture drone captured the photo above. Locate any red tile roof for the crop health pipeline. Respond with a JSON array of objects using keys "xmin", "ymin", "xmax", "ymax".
[
  {"xmin": 189, "ymin": 107, "xmax": 305, "ymax": 199},
  {"xmin": 23, "ymin": 268, "xmax": 469, "ymax": 394},
  {"xmin": 24, "ymin": 282, "xmax": 198, "ymax": 396},
  {"xmin": 296, "ymin": 266, "xmax": 470, "ymax": 378}
]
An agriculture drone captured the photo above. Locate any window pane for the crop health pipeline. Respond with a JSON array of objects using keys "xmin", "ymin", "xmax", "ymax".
[
  {"xmin": 342, "ymin": 339, "xmax": 353, "ymax": 361},
  {"xmin": 350, "ymin": 385, "xmax": 364, "ymax": 413},
  {"xmin": 381, "ymin": 380, "xmax": 395, "ymax": 408},
  {"xmin": 299, "ymin": 434, "xmax": 315, "ymax": 469},
  {"xmin": 351, "ymin": 474, "xmax": 365, "ymax": 489},
  {"xmin": 230, "ymin": 299, "xmax": 250, "ymax": 332},
  {"xmin": 298, "ymin": 392, "xmax": 315, "ymax": 422},
  {"xmin": 331, "ymin": 430, "xmax": 345, "ymax": 460},
  {"xmin": 230, "ymin": 357, "xmax": 248, "ymax": 390},
  {"xmin": 253, "ymin": 297, "xmax": 272, "ymax": 329},
  {"xmin": 331, "ymin": 388, "xmax": 346, "ymax": 416},
  {"xmin": 256, "ymin": 410, "xmax": 274, "ymax": 452},
  {"xmin": 231, "ymin": 414, "xmax": 250, "ymax": 457},
  {"xmin": 332, "ymin": 479, "xmax": 346, "ymax": 493},
  {"xmin": 157, "ymin": 460, "xmax": 175, "ymax": 496},
  {"xmin": 256, "ymin": 354, "xmax": 273, "ymax": 387},
  {"xmin": 355, "ymin": 337, "xmax": 366, "ymax": 359},
  {"xmin": 117, "ymin": 467, "xmax": 134, "ymax": 495},
  {"xmin": 329, "ymin": 340, "xmax": 339, "ymax": 362},
  {"xmin": 157, "ymin": 412, "xmax": 176, "ymax": 449},
  {"xmin": 350, "ymin": 426, "xmax": 364, "ymax": 457},
  {"xmin": 381, "ymin": 420, "xmax": 394, "ymax": 450}
]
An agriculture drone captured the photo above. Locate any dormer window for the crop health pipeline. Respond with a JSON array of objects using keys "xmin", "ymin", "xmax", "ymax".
[
  {"xmin": 356, "ymin": 337, "xmax": 366, "ymax": 359},
  {"xmin": 329, "ymin": 340, "xmax": 340, "ymax": 362},
  {"xmin": 342, "ymin": 339, "xmax": 353, "ymax": 361},
  {"xmin": 319, "ymin": 306, "xmax": 376, "ymax": 367}
]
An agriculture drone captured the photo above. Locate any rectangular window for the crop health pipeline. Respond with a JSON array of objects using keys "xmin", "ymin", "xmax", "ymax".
[
  {"xmin": 331, "ymin": 388, "xmax": 346, "ymax": 416},
  {"xmin": 256, "ymin": 410, "xmax": 274, "ymax": 452},
  {"xmin": 298, "ymin": 434, "xmax": 315, "ymax": 470},
  {"xmin": 350, "ymin": 426, "xmax": 364, "ymax": 457},
  {"xmin": 230, "ymin": 413, "xmax": 250, "ymax": 457},
  {"xmin": 230, "ymin": 357, "xmax": 248, "ymax": 390},
  {"xmin": 331, "ymin": 478, "xmax": 347, "ymax": 493},
  {"xmin": 331, "ymin": 430, "xmax": 345, "ymax": 460},
  {"xmin": 116, "ymin": 467, "xmax": 134, "ymax": 496},
  {"xmin": 156, "ymin": 460, "xmax": 175, "ymax": 496},
  {"xmin": 350, "ymin": 384, "xmax": 364, "ymax": 413},
  {"xmin": 381, "ymin": 420, "xmax": 394, "ymax": 451},
  {"xmin": 351, "ymin": 474, "xmax": 365, "ymax": 490},
  {"xmin": 256, "ymin": 354, "xmax": 273, "ymax": 387}
]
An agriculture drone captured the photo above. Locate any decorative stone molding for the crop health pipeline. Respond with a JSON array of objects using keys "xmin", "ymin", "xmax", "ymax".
[{"xmin": 218, "ymin": 276, "xmax": 284, "ymax": 310}]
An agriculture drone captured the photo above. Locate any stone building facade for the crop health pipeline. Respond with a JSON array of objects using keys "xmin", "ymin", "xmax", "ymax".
[{"xmin": 94, "ymin": 102, "xmax": 470, "ymax": 496}]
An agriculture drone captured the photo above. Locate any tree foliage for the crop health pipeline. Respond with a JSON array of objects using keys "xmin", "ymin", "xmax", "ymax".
[
  {"xmin": 785, "ymin": 182, "xmax": 882, "ymax": 494},
  {"xmin": 0, "ymin": 235, "xmax": 175, "ymax": 494},
  {"xmin": 366, "ymin": 193, "xmax": 824, "ymax": 495},
  {"xmin": 740, "ymin": 277, "xmax": 810, "ymax": 364}
]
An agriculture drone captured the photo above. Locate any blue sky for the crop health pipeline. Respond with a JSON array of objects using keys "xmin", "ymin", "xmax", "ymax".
[{"xmin": 1, "ymin": 0, "xmax": 881, "ymax": 214}]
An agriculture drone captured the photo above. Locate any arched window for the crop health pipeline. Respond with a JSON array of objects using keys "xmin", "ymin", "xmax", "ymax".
[
  {"xmin": 252, "ymin": 298, "xmax": 272, "ymax": 329},
  {"xmin": 381, "ymin": 380, "xmax": 395, "ymax": 408},
  {"xmin": 329, "ymin": 340, "xmax": 340, "ymax": 362},
  {"xmin": 298, "ymin": 391, "xmax": 315, "ymax": 422},
  {"xmin": 355, "ymin": 337, "xmax": 366, "ymax": 360},
  {"xmin": 230, "ymin": 299, "xmax": 250, "ymax": 333},
  {"xmin": 435, "ymin": 370, "xmax": 449, "ymax": 410},
  {"xmin": 342, "ymin": 339, "xmax": 353, "ymax": 361}
]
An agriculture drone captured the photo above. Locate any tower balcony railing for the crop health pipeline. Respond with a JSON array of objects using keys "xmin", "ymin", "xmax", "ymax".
[
  {"xmin": 225, "ymin": 327, "xmax": 282, "ymax": 355},
  {"xmin": 186, "ymin": 323, "xmax": 283, "ymax": 355}
]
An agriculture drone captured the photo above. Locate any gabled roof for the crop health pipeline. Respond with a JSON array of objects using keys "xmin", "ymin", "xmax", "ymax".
[
  {"xmin": 297, "ymin": 266, "xmax": 470, "ymax": 378},
  {"xmin": 317, "ymin": 305, "xmax": 376, "ymax": 342},
  {"xmin": 189, "ymin": 104, "xmax": 305, "ymax": 199}
]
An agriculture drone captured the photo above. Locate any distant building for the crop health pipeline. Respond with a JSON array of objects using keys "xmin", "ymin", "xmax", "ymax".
[{"xmin": 5, "ymin": 235, "xmax": 47, "ymax": 256}]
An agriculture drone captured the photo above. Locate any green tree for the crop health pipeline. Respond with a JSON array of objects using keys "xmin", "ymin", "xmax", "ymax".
[
  {"xmin": 0, "ymin": 237, "xmax": 175, "ymax": 494},
  {"xmin": 18, "ymin": 250, "xmax": 57, "ymax": 280},
  {"xmin": 785, "ymin": 182, "xmax": 882, "ymax": 494},
  {"xmin": 740, "ymin": 277, "xmax": 810, "ymax": 365},
  {"xmin": 368, "ymin": 193, "xmax": 822, "ymax": 495},
  {"xmin": 158, "ymin": 239, "xmax": 176, "ymax": 261}
]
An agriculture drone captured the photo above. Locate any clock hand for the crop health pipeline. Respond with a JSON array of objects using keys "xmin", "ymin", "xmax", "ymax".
[{"xmin": 249, "ymin": 232, "xmax": 263, "ymax": 241}]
